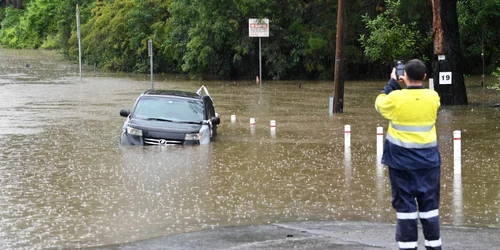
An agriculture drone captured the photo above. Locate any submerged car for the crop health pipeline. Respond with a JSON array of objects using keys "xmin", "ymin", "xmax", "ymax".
[{"xmin": 119, "ymin": 86, "xmax": 220, "ymax": 146}]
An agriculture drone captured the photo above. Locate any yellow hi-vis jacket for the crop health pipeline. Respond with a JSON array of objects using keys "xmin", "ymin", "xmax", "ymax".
[{"xmin": 375, "ymin": 84, "xmax": 441, "ymax": 170}]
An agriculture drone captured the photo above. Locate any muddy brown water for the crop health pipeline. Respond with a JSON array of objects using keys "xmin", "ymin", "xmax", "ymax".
[{"xmin": 0, "ymin": 48, "xmax": 499, "ymax": 248}]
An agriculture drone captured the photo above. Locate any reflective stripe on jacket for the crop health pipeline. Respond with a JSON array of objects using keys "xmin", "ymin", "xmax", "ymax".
[{"xmin": 375, "ymin": 85, "xmax": 441, "ymax": 170}]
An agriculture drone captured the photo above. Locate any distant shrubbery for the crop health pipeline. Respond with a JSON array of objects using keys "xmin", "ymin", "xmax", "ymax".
[
  {"xmin": 489, "ymin": 68, "xmax": 500, "ymax": 90},
  {"xmin": 1, "ymin": 0, "xmax": 499, "ymax": 80},
  {"xmin": 0, "ymin": 0, "xmax": 79, "ymax": 49}
]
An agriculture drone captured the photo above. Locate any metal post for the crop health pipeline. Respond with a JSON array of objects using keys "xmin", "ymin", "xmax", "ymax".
[
  {"xmin": 76, "ymin": 5, "xmax": 82, "ymax": 81},
  {"xmin": 481, "ymin": 27, "xmax": 485, "ymax": 87},
  {"xmin": 148, "ymin": 39, "xmax": 154, "ymax": 90},
  {"xmin": 328, "ymin": 96, "xmax": 334, "ymax": 116},
  {"xmin": 259, "ymin": 37, "xmax": 262, "ymax": 88}
]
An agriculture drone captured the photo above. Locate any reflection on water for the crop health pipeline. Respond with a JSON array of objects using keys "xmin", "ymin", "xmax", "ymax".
[
  {"xmin": 454, "ymin": 170, "xmax": 463, "ymax": 225},
  {"xmin": 0, "ymin": 48, "xmax": 499, "ymax": 248}
]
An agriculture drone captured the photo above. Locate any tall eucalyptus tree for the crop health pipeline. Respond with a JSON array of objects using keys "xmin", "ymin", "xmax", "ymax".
[{"xmin": 431, "ymin": 0, "xmax": 467, "ymax": 105}]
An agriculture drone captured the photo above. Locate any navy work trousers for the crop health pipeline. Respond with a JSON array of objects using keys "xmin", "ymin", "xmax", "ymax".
[{"xmin": 388, "ymin": 167, "xmax": 442, "ymax": 250}]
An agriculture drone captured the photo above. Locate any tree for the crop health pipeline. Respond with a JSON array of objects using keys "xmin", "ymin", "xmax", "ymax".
[
  {"xmin": 457, "ymin": 0, "xmax": 500, "ymax": 76},
  {"xmin": 5, "ymin": 0, "xmax": 23, "ymax": 9},
  {"xmin": 1, "ymin": 0, "xmax": 497, "ymax": 80},
  {"xmin": 430, "ymin": 0, "xmax": 467, "ymax": 105},
  {"xmin": 359, "ymin": 0, "xmax": 433, "ymax": 70}
]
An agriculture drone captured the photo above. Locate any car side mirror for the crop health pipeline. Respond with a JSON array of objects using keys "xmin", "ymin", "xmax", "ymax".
[
  {"xmin": 120, "ymin": 109, "xmax": 130, "ymax": 117},
  {"xmin": 211, "ymin": 116, "xmax": 220, "ymax": 125}
]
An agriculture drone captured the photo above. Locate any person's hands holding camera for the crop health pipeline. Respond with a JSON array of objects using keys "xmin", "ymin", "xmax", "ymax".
[
  {"xmin": 394, "ymin": 60, "xmax": 405, "ymax": 82},
  {"xmin": 391, "ymin": 67, "xmax": 404, "ymax": 82},
  {"xmin": 381, "ymin": 67, "xmax": 402, "ymax": 94}
]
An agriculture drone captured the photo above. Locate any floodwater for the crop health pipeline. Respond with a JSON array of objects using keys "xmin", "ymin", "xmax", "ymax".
[{"xmin": 0, "ymin": 47, "xmax": 499, "ymax": 249}]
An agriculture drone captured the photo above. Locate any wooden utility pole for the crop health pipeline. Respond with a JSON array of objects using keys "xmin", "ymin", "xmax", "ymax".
[{"xmin": 332, "ymin": 0, "xmax": 346, "ymax": 113}]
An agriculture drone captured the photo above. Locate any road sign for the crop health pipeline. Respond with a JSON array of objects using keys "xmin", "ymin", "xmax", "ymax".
[{"xmin": 249, "ymin": 18, "xmax": 269, "ymax": 37}]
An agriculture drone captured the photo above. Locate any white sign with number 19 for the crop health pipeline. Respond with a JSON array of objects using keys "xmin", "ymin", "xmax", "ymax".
[{"xmin": 439, "ymin": 72, "xmax": 452, "ymax": 85}]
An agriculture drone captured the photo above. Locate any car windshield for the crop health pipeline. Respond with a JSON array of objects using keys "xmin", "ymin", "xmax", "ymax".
[{"xmin": 133, "ymin": 96, "xmax": 204, "ymax": 122}]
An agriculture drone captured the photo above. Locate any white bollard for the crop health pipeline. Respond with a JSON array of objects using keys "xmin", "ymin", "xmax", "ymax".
[
  {"xmin": 344, "ymin": 145, "xmax": 352, "ymax": 185},
  {"xmin": 376, "ymin": 126, "xmax": 384, "ymax": 163},
  {"xmin": 344, "ymin": 125, "xmax": 351, "ymax": 151},
  {"xmin": 270, "ymin": 120, "xmax": 276, "ymax": 137},
  {"xmin": 231, "ymin": 114, "xmax": 236, "ymax": 123},
  {"xmin": 250, "ymin": 117, "xmax": 256, "ymax": 126},
  {"xmin": 344, "ymin": 127, "xmax": 352, "ymax": 186},
  {"xmin": 429, "ymin": 78, "xmax": 434, "ymax": 90},
  {"xmin": 453, "ymin": 130, "xmax": 462, "ymax": 175}
]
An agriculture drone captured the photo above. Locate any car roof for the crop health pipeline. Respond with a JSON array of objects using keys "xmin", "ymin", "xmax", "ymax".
[{"xmin": 142, "ymin": 89, "xmax": 203, "ymax": 100}]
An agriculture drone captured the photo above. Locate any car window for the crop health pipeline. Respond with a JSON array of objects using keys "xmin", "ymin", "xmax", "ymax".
[{"xmin": 133, "ymin": 96, "xmax": 204, "ymax": 121}]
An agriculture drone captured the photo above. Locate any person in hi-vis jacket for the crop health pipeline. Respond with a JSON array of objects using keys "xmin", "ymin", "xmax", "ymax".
[{"xmin": 375, "ymin": 59, "xmax": 442, "ymax": 250}]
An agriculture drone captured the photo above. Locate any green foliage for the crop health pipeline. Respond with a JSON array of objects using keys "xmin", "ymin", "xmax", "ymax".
[
  {"xmin": 296, "ymin": 1, "xmax": 337, "ymax": 79},
  {"xmin": 0, "ymin": 0, "xmax": 94, "ymax": 50},
  {"xmin": 80, "ymin": 0, "xmax": 132, "ymax": 71},
  {"xmin": 40, "ymin": 33, "xmax": 60, "ymax": 49},
  {"xmin": 359, "ymin": 0, "xmax": 431, "ymax": 66},
  {"xmin": 79, "ymin": 0, "xmax": 170, "ymax": 72},
  {"xmin": 0, "ymin": 6, "xmax": 23, "ymax": 47},
  {"xmin": 303, "ymin": 36, "xmax": 328, "ymax": 73},
  {"xmin": 1, "ymin": 0, "xmax": 499, "ymax": 80},
  {"xmin": 457, "ymin": 0, "xmax": 500, "ymax": 74},
  {"xmin": 0, "ymin": 5, "xmax": 4, "ymax": 20},
  {"xmin": 165, "ymin": 0, "xmax": 254, "ymax": 79},
  {"xmin": 1, "ymin": 0, "xmax": 59, "ymax": 48},
  {"xmin": 163, "ymin": 0, "xmax": 342, "ymax": 80},
  {"xmin": 488, "ymin": 68, "xmax": 500, "ymax": 90}
]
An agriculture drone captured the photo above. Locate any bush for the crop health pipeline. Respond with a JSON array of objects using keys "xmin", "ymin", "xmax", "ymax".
[
  {"xmin": 488, "ymin": 68, "xmax": 500, "ymax": 90},
  {"xmin": 0, "ymin": 7, "xmax": 23, "ymax": 47}
]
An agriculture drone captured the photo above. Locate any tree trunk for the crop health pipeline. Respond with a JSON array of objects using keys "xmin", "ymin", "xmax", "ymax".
[
  {"xmin": 430, "ymin": 0, "xmax": 468, "ymax": 105},
  {"xmin": 16, "ymin": 0, "xmax": 23, "ymax": 9},
  {"xmin": 5, "ymin": 0, "xmax": 23, "ymax": 9}
]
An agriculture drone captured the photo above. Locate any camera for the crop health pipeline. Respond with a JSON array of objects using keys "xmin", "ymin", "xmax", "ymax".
[{"xmin": 395, "ymin": 60, "xmax": 404, "ymax": 79}]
